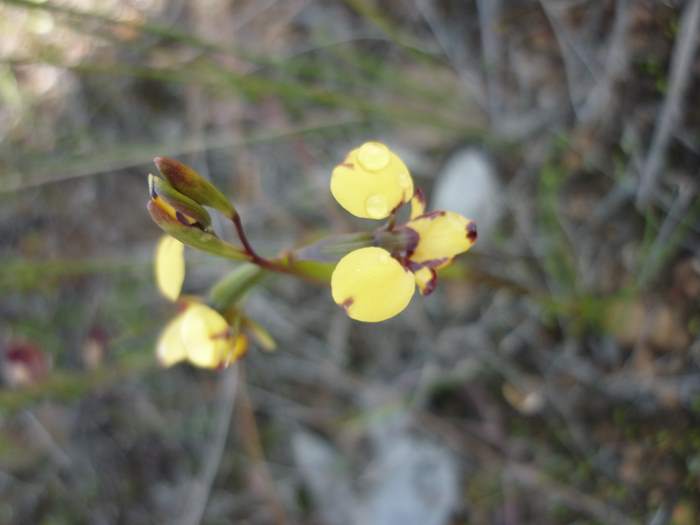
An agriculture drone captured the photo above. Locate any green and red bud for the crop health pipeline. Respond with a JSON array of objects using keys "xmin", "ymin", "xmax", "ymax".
[
  {"xmin": 148, "ymin": 174, "xmax": 212, "ymax": 231},
  {"xmin": 154, "ymin": 156, "xmax": 236, "ymax": 217},
  {"xmin": 147, "ymin": 198, "xmax": 248, "ymax": 262}
]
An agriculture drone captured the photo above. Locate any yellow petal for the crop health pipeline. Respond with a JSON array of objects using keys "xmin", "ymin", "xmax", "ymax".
[
  {"xmin": 406, "ymin": 212, "xmax": 477, "ymax": 265},
  {"xmin": 155, "ymin": 235, "xmax": 185, "ymax": 301},
  {"xmin": 180, "ymin": 303, "xmax": 231, "ymax": 368},
  {"xmin": 331, "ymin": 247, "xmax": 415, "ymax": 322},
  {"xmin": 410, "ymin": 188, "xmax": 426, "ymax": 220},
  {"xmin": 156, "ymin": 312, "xmax": 188, "ymax": 367},
  {"xmin": 414, "ymin": 266, "xmax": 437, "ymax": 296},
  {"xmin": 330, "ymin": 142, "xmax": 414, "ymax": 220}
]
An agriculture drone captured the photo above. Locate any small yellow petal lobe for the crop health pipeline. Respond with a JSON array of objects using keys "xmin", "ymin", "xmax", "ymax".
[
  {"xmin": 155, "ymin": 235, "xmax": 185, "ymax": 301},
  {"xmin": 410, "ymin": 189, "xmax": 426, "ymax": 220},
  {"xmin": 156, "ymin": 312, "xmax": 188, "ymax": 367},
  {"xmin": 414, "ymin": 266, "xmax": 437, "ymax": 296},
  {"xmin": 407, "ymin": 212, "xmax": 476, "ymax": 264}
]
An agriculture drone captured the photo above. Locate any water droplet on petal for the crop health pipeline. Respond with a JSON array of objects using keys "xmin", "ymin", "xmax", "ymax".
[
  {"xmin": 397, "ymin": 170, "xmax": 412, "ymax": 190},
  {"xmin": 365, "ymin": 194, "xmax": 389, "ymax": 219},
  {"xmin": 358, "ymin": 142, "xmax": 390, "ymax": 171}
]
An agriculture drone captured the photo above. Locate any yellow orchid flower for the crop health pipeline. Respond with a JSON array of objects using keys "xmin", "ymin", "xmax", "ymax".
[
  {"xmin": 156, "ymin": 305, "xmax": 249, "ymax": 368},
  {"xmin": 153, "ymin": 234, "xmax": 250, "ymax": 369},
  {"xmin": 330, "ymin": 144, "xmax": 477, "ymax": 323}
]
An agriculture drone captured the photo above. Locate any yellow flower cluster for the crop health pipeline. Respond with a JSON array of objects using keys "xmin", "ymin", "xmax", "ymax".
[
  {"xmin": 330, "ymin": 142, "xmax": 477, "ymax": 322},
  {"xmin": 154, "ymin": 236, "xmax": 248, "ymax": 368}
]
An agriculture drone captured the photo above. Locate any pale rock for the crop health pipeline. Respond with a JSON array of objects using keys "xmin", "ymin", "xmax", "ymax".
[{"xmin": 431, "ymin": 149, "xmax": 503, "ymax": 243}]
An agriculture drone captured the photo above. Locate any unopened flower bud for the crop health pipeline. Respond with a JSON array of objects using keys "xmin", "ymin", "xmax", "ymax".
[
  {"xmin": 147, "ymin": 198, "xmax": 248, "ymax": 262},
  {"xmin": 154, "ymin": 156, "xmax": 236, "ymax": 217},
  {"xmin": 149, "ymin": 174, "xmax": 212, "ymax": 231}
]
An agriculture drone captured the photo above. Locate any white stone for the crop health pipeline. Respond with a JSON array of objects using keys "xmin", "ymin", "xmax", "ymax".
[{"xmin": 431, "ymin": 149, "xmax": 503, "ymax": 243}]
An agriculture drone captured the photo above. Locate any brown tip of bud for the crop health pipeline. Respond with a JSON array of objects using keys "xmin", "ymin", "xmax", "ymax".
[
  {"xmin": 153, "ymin": 156, "xmax": 174, "ymax": 170},
  {"xmin": 153, "ymin": 156, "xmax": 235, "ymax": 216},
  {"xmin": 153, "ymin": 156, "xmax": 186, "ymax": 184}
]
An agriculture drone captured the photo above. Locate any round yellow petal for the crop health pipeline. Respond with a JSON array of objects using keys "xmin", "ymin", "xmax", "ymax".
[
  {"xmin": 407, "ymin": 212, "xmax": 476, "ymax": 264},
  {"xmin": 330, "ymin": 142, "xmax": 414, "ymax": 220},
  {"xmin": 156, "ymin": 312, "xmax": 188, "ymax": 367},
  {"xmin": 155, "ymin": 235, "xmax": 185, "ymax": 301},
  {"xmin": 331, "ymin": 247, "xmax": 415, "ymax": 322},
  {"xmin": 180, "ymin": 303, "xmax": 231, "ymax": 368}
]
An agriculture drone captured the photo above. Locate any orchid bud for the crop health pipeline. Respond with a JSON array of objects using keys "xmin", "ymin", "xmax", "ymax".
[
  {"xmin": 154, "ymin": 156, "xmax": 236, "ymax": 217},
  {"xmin": 148, "ymin": 174, "xmax": 212, "ymax": 231},
  {"xmin": 147, "ymin": 198, "xmax": 248, "ymax": 262}
]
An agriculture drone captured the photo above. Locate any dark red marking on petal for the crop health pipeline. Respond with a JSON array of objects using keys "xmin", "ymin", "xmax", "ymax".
[
  {"xmin": 419, "ymin": 268, "xmax": 438, "ymax": 296},
  {"xmin": 389, "ymin": 201, "xmax": 405, "ymax": 216},
  {"xmin": 176, "ymin": 211, "xmax": 196, "ymax": 227},
  {"xmin": 402, "ymin": 226, "xmax": 419, "ymax": 257},
  {"xmin": 417, "ymin": 257, "xmax": 450, "ymax": 269},
  {"xmin": 175, "ymin": 300, "xmax": 191, "ymax": 313},
  {"xmin": 407, "ymin": 260, "xmax": 422, "ymax": 273},
  {"xmin": 341, "ymin": 298, "xmax": 354, "ymax": 311},
  {"xmin": 340, "ymin": 162, "xmax": 354, "ymax": 169},
  {"xmin": 466, "ymin": 222, "xmax": 478, "ymax": 243},
  {"xmin": 415, "ymin": 210, "xmax": 446, "ymax": 221},
  {"xmin": 413, "ymin": 187, "xmax": 426, "ymax": 205}
]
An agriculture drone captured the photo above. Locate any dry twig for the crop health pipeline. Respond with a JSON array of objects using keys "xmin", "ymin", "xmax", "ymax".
[
  {"xmin": 177, "ymin": 366, "xmax": 239, "ymax": 525},
  {"xmin": 637, "ymin": 0, "xmax": 700, "ymax": 207}
]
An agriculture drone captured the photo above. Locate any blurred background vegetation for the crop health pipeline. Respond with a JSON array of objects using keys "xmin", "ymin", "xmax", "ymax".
[{"xmin": 1, "ymin": 0, "xmax": 700, "ymax": 523}]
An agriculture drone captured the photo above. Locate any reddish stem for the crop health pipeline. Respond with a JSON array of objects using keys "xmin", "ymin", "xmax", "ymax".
[
  {"xmin": 231, "ymin": 213, "xmax": 263, "ymax": 262},
  {"xmin": 230, "ymin": 213, "xmax": 292, "ymax": 274}
]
